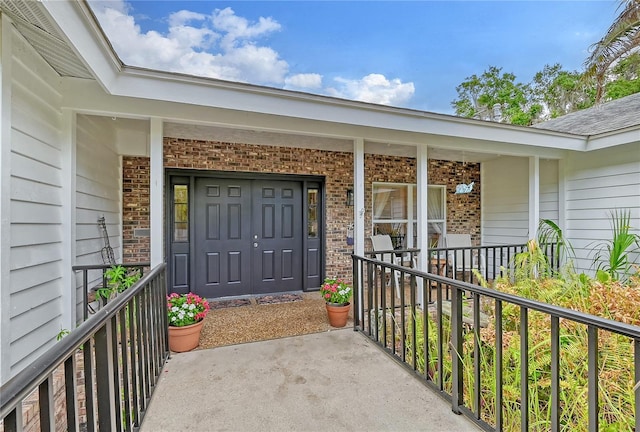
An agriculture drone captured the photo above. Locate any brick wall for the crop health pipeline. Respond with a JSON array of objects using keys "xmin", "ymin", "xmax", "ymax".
[
  {"xmin": 122, "ymin": 157, "xmax": 150, "ymax": 263},
  {"xmin": 122, "ymin": 139, "xmax": 481, "ymax": 289}
]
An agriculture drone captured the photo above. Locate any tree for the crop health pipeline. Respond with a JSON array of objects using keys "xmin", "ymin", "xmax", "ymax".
[
  {"xmin": 531, "ymin": 64, "xmax": 595, "ymax": 119},
  {"xmin": 605, "ymin": 51, "xmax": 640, "ymax": 99},
  {"xmin": 451, "ymin": 66, "xmax": 542, "ymax": 125},
  {"xmin": 585, "ymin": 0, "xmax": 640, "ymax": 102}
]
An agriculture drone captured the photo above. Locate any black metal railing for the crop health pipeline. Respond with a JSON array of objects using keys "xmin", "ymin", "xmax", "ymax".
[
  {"xmin": 1, "ymin": 263, "xmax": 168, "ymax": 432},
  {"xmin": 352, "ymin": 254, "xmax": 640, "ymax": 431},
  {"xmin": 73, "ymin": 262, "xmax": 150, "ymax": 320},
  {"xmin": 367, "ymin": 243, "xmax": 559, "ymax": 302}
]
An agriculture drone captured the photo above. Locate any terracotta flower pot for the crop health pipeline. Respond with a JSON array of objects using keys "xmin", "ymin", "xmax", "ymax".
[
  {"xmin": 325, "ymin": 302, "xmax": 350, "ymax": 328},
  {"xmin": 168, "ymin": 320, "xmax": 204, "ymax": 352}
]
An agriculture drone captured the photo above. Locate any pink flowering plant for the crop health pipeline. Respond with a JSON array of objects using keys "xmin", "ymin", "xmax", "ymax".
[
  {"xmin": 320, "ymin": 277, "xmax": 353, "ymax": 305},
  {"xmin": 167, "ymin": 292, "xmax": 210, "ymax": 327}
]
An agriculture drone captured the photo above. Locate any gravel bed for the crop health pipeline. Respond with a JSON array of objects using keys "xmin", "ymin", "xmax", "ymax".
[{"xmin": 196, "ymin": 292, "xmax": 354, "ymax": 350}]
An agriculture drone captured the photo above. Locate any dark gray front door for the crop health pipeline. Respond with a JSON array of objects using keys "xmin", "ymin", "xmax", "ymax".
[
  {"xmin": 194, "ymin": 177, "xmax": 302, "ymax": 297},
  {"xmin": 251, "ymin": 180, "xmax": 302, "ymax": 294}
]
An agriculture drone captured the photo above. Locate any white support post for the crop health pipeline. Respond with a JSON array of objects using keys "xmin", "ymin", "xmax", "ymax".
[
  {"xmin": 353, "ymin": 138, "xmax": 365, "ymax": 322},
  {"xmin": 416, "ymin": 145, "xmax": 429, "ymax": 305},
  {"xmin": 150, "ymin": 118, "xmax": 164, "ymax": 267},
  {"xmin": 353, "ymin": 138, "xmax": 365, "ymax": 256},
  {"xmin": 61, "ymin": 109, "xmax": 77, "ymax": 328},
  {"xmin": 557, "ymin": 159, "xmax": 566, "ymax": 234},
  {"xmin": 529, "ymin": 156, "xmax": 540, "ymax": 241},
  {"xmin": 0, "ymin": 13, "xmax": 12, "ymax": 384}
]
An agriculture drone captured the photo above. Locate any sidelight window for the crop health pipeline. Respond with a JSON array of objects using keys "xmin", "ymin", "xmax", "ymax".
[{"xmin": 173, "ymin": 185, "xmax": 189, "ymax": 242}]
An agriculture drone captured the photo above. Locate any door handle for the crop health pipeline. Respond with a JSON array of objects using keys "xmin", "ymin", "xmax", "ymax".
[{"xmin": 253, "ymin": 242, "xmax": 258, "ymax": 248}]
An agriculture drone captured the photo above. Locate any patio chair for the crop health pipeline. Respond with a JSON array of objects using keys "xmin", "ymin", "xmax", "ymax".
[
  {"xmin": 445, "ymin": 234, "xmax": 485, "ymax": 282},
  {"xmin": 370, "ymin": 234, "xmax": 403, "ymax": 298}
]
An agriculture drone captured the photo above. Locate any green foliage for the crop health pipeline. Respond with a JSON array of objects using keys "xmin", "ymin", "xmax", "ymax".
[
  {"xmin": 531, "ymin": 64, "xmax": 595, "ymax": 119},
  {"xmin": 592, "ymin": 209, "xmax": 640, "ymax": 282},
  {"xmin": 57, "ymin": 328, "xmax": 71, "ymax": 341},
  {"xmin": 452, "ymin": 66, "xmax": 541, "ymax": 125},
  {"xmin": 405, "ymin": 272, "xmax": 640, "ymax": 430},
  {"xmin": 97, "ymin": 265, "xmax": 142, "ymax": 301},
  {"xmin": 584, "ymin": 0, "xmax": 640, "ymax": 102}
]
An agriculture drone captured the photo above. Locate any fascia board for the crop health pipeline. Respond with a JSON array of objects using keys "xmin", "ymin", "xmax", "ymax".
[
  {"xmin": 39, "ymin": 0, "xmax": 121, "ymax": 90},
  {"xmin": 586, "ymin": 127, "xmax": 640, "ymax": 151},
  {"xmin": 103, "ymin": 70, "xmax": 587, "ymax": 152}
]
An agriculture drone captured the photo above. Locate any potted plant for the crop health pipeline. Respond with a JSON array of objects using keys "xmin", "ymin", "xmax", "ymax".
[
  {"xmin": 320, "ymin": 277, "xmax": 353, "ymax": 327},
  {"xmin": 166, "ymin": 292, "xmax": 210, "ymax": 352}
]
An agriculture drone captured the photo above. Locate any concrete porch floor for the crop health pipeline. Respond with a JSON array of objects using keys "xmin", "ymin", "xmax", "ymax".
[{"xmin": 140, "ymin": 329, "xmax": 479, "ymax": 432}]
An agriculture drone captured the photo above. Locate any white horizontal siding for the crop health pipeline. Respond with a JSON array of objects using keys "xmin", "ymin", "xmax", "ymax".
[
  {"xmin": 564, "ymin": 142, "xmax": 640, "ymax": 274},
  {"xmin": 74, "ymin": 115, "xmax": 121, "ymax": 322},
  {"xmin": 2, "ymin": 27, "xmax": 65, "ymax": 384},
  {"xmin": 482, "ymin": 156, "xmax": 530, "ymax": 246},
  {"xmin": 540, "ymin": 159, "xmax": 558, "ymax": 222}
]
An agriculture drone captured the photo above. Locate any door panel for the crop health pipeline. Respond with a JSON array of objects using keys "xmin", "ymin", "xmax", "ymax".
[
  {"xmin": 252, "ymin": 181, "xmax": 302, "ymax": 294},
  {"xmin": 195, "ymin": 178, "xmax": 251, "ymax": 297}
]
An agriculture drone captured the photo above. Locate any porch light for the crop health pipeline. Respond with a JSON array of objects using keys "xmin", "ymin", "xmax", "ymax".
[{"xmin": 346, "ymin": 188, "xmax": 354, "ymax": 206}]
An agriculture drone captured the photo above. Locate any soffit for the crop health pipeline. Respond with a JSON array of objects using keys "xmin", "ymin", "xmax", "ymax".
[{"xmin": 1, "ymin": 0, "xmax": 94, "ymax": 79}]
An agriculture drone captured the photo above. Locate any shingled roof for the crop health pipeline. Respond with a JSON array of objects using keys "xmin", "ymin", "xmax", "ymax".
[{"xmin": 532, "ymin": 91, "xmax": 640, "ymax": 136}]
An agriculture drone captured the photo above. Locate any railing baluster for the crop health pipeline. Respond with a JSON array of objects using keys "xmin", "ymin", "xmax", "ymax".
[
  {"xmin": 451, "ymin": 284, "xmax": 463, "ymax": 415},
  {"xmin": 635, "ymin": 339, "xmax": 640, "ymax": 432},
  {"xmin": 551, "ymin": 315, "xmax": 560, "ymax": 432},
  {"xmin": 353, "ymin": 256, "xmax": 360, "ymax": 330},
  {"xmin": 120, "ymin": 307, "xmax": 132, "ymax": 432},
  {"xmin": 495, "ymin": 300, "xmax": 503, "ymax": 431},
  {"xmin": 111, "ymin": 314, "xmax": 122, "ymax": 431},
  {"xmin": 473, "ymin": 292, "xmax": 481, "ymax": 419},
  {"xmin": 588, "ymin": 325, "xmax": 598, "ymax": 432},
  {"xmin": 521, "ymin": 307, "xmax": 529, "ymax": 432},
  {"xmin": 84, "ymin": 339, "xmax": 95, "ymax": 432},
  {"xmin": 64, "ymin": 354, "xmax": 79, "ymax": 432},
  {"xmin": 38, "ymin": 376, "xmax": 53, "ymax": 431},
  {"xmin": 129, "ymin": 296, "xmax": 140, "ymax": 427},
  {"xmin": 95, "ymin": 322, "xmax": 115, "ymax": 431}
]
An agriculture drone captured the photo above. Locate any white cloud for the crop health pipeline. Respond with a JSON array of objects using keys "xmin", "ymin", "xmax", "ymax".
[
  {"xmin": 89, "ymin": 1, "xmax": 288, "ymax": 84},
  {"xmin": 327, "ymin": 74, "xmax": 415, "ymax": 106},
  {"xmin": 285, "ymin": 74, "xmax": 323, "ymax": 90},
  {"xmin": 87, "ymin": 2, "xmax": 415, "ymax": 106}
]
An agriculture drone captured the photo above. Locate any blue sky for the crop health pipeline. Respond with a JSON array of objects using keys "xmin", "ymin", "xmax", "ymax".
[{"xmin": 88, "ymin": 1, "xmax": 617, "ymax": 114}]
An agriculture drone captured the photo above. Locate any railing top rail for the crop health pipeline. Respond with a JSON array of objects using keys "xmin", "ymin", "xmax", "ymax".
[
  {"xmin": 71, "ymin": 261, "xmax": 151, "ymax": 271},
  {"xmin": 354, "ymin": 254, "xmax": 640, "ymax": 340},
  {"xmin": 365, "ymin": 248, "xmax": 420, "ymax": 255},
  {"xmin": 428, "ymin": 243, "xmax": 528, "ymax": 252},
  {"xmin": 0, "ymin": 263, "xmax": 166, "ymax": 419}
]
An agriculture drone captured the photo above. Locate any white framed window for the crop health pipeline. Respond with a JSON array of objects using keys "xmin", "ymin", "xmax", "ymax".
[{"xmin": 373, "ymin": 183, "xmax": 446, "ymax": 249}]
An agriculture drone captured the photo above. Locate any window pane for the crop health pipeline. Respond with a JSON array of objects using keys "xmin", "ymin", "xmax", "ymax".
[
  {"xmin": 308, "ymin": 188, "xmax": 318, "ymax": 238},
  {"xmin": 373, "ymin": 185, "xmax": 407, "ymax": 220},
  {"xmin": 173, "ymin": 185, "xmax": 188, "ymax": 242},
  {"xmin": 427, "ymin": 186, "xmax": 445, "ymax": 220},
  {"xmin": 174, "ymin": 204, "xmax": 188, "ymax": 223},
  {"xmin": 175, "ymin": 185, "xmax": 188, "ymax": 204},
  {"xmin": 373, "ymin": 223, "xmax": 407, "ymax": 249},
  {"xmin": 174, "ymin": 222, "xmax": 188, "ymax": 242},
  {"xmin": 429, "ymin": 222, "xmax": 444, "ymax": 248}
]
